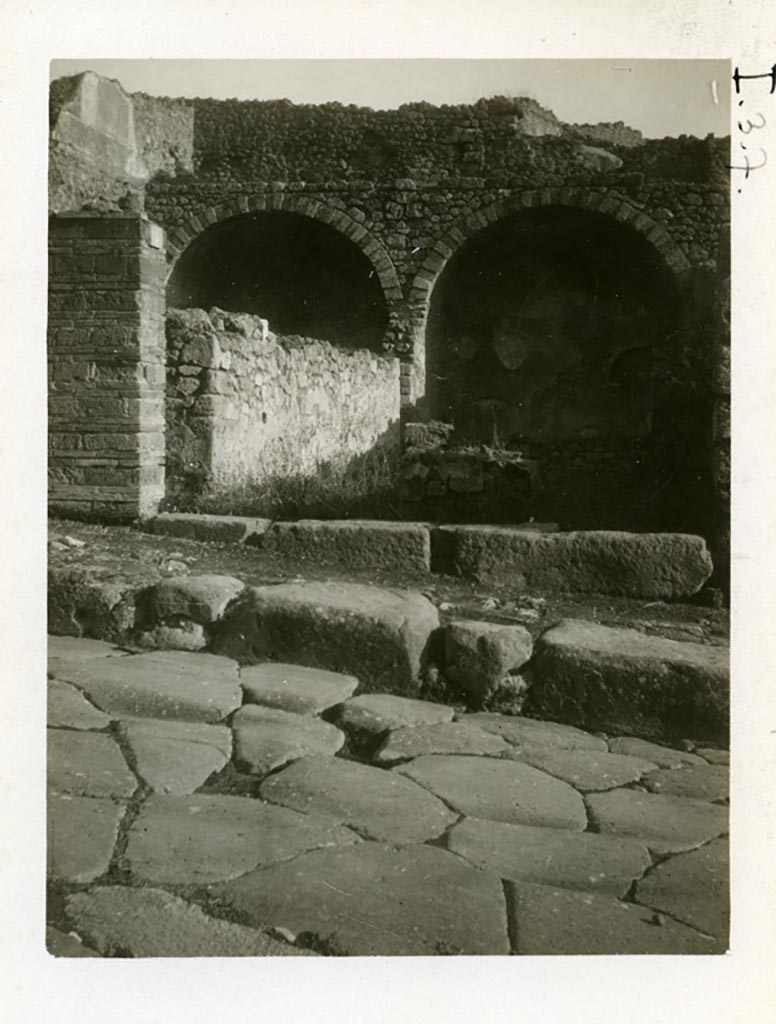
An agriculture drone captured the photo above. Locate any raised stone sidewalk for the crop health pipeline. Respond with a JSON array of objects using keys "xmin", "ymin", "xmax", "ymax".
[
  {"xmin": 145, "ymin": 514, "xmax": 714, "ymax": 599},
  {"xmin": 47, "ymin": 635, "xmax": 729, "ymax": 957}
]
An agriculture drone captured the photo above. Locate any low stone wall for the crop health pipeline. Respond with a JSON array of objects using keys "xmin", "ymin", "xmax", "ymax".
[
  {"xmin": 399, "ymin": 442, "xmax": 535, "ymax": 524},
  {"xmin": 166, "ymin": 308, "xmax": 401, "ymax": 496}
]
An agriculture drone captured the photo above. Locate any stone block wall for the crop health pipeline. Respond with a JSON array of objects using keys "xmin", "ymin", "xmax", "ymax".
[
  {"xmin": 48, "ymin": 213, "xmax": 167, "ymax": 519},
  {"xmin": 399, "ymin": 443, "xmax": 535, "ymax": 524},
  {"xmin": 165, "ymin": 308, "xmax": 401, "ymax": 497}
]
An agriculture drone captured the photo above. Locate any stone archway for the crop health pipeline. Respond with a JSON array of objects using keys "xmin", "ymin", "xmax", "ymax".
[
  {"xmin": 409, "ymin": 189, "xmax": 689, "ymax": 312},
  {"xmin": 166, "ymin": 207, "xmax": 400, "ymax": 351},
  {"xmin": 162, "ymin": 205, "xmax": 405, "ymax": 506},
  {"xmin": 407, "ymin": 194, "xmax": 709, "ymax": 532},
  {"xmin": 166, "ymin": 194, "xmax": 403, "ymax": 312}
]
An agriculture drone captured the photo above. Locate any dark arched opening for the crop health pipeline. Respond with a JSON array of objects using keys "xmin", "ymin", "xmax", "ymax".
[
  {"xmin": 167, "ymin": 211, "xmax": 389, "ymax": 350},
  {"xmin": 425, "ymin": 206, "xmax": 703, "ymax": 530}
]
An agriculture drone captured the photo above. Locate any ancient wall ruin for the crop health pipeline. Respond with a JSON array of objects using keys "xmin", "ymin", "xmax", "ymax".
[
  {"xmin": 48, "ymin": 211, "xmax": 166, "ymax": 519},
  {"xmin": 47, "ymin": 71, "xmax": 730, "ymax": 554},
  {"xmin": 165, "ymin": 308, "xmax": 400, "ymax": 500}
]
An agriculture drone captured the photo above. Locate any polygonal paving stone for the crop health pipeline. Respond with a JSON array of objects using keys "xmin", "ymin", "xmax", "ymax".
[
  {"xmin": 337, "ymin": 694, "xmax": 455, "ymax": 737},
  {"xmin": 52, "ymin": 650, "xmax": 242, "ymax": 723},
  {"xmin": 47, "ymin": 794, "xmax": 125, "ymax": 883},
  {"xmin": 586, "ymin": 789, "xmax": 728, "ymax": 856},
  {"xmin": 232, "ymin": 705, "xmax": 344, "ymax": 776},
  {"xmin": 608, "ymin": 736, "xmax": 706, "ymax": 768},
  {"xmin": 260, "ymin": 755, "xmax": 457, "ymax": 842},
  {"xmin": 48, "ymin": 636, "xmax": 128, "ymax": 679},
  {"xmin": 49, "ymin": 635, "xmax": 123, "ymax": 660},
  {"xmin": 47, "ymin": 729, "xmax": 137, "ymax": 799},
  {"xmin": 118, "ymin": 719, "xmax": 231, "ymax": 794},
  {"xmin": 447, "ymin": 818, "xmax": 651, "ymax": 896},
  {"xmin": 373, "ymin": 721, "xmax": 510, "ymax": 766},
  {"xmin": 396, "ymin": 755, "xmax": 587, "ymax": 829},
  {"xmin": 643, "ymin": 764, "xmax": 729, "ymax": 803},
  {"xmin": 47, "ymin": 679, "xmax": 111, "ymax": 731},
  {"xmin": 66, "ymin": 886, "xmax": 317, "ymax": 957},
  {"xmin": 464, "ymin": 712, "xmax": 607, "ymax": 752},
  {"xmin": 697, "ymin": 747, "xmax": 730, "ymax": 766},
  {"xmin": 124, "ymin": 793, "xmax": 359, "ymax": 885},
  {"xmin": 46, "ymin": 926, "xmax": 101, "ymax": 958},
  {"xmin": 504, "ymin": 747, "xmax": 657, "ymax": 792},
  {"xmin": 505, "ymin": 881, "xmax": 720, "ymax": 954},
  {"xmin": 635, "ymin": 838, "xmax": 729, "ymax": 939},
  {"xmin": 214, "ymin": 841, "xmax": 510, "ymax": 956},
  {"xmin": 240, "ymin": 662, "xmax": 359, "ymax": 715}
]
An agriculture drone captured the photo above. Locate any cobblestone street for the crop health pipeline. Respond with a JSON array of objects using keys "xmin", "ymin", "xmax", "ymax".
[{"xmin": 47, "ymin": 635, "xmax": 728, "ymax": 957}]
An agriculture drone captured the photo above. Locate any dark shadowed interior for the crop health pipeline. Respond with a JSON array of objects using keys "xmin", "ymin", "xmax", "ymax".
[
  {"xmin": 167, "ymin": 211, "xmax": 389, "ymax": 350},
  {"xmin": 426, "ymin": 206, "xmax": 681, "ymax": 446}
]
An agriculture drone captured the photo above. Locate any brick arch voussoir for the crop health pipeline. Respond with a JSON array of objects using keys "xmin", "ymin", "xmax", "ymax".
[
  {"xmin": 408, "ymin": 187, "xmax": 690, "ymax": 321},
  {"xmin": 165, "ymin": 195, "xmax": 402, "ymax": 303}
]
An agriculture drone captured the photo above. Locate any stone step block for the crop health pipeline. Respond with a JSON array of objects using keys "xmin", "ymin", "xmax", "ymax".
[
  {"xmin": 150, "ymin": 574, "xmax": 245, "ymax": 624},
  {"xmin": 263, "ymin": 519, "xmax": 431, "ymax": 574},
  {"xmin": 212, "ymin": 581, "xmax": 439, "ymax": 696},
  {"xmin": 432, "ymin": 526, "xmax": 713, "ymax": 599},
  {"xmin": 48, "ymin": 564, "xmax": 160, "ymax": 643},
  {"xmin": 444, "ymin": 619, "xmax": 533, "ymax": 703},
  {"xmin": 528, "ymin": 619, "xmax": 729, "ymax": 741},
  {"xmin": 143, "ymin": 512, "xmax": 270, "ymax": 544}
]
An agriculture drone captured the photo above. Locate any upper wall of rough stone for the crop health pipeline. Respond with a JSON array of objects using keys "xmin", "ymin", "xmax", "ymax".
[
  {"xmin": 51, "ymin": 73, "xmax": 729, "ymax": 200},
  {"xmin": 183, "ymin": 94, "xmax": 727, "ymax": 186},
  {"xmin": 49, "ymin": 72, "xmax": 194, "ymax": 214},
  {"xmin": 49, "ymin": 73, "xmax": 730, "ymax": 287}
]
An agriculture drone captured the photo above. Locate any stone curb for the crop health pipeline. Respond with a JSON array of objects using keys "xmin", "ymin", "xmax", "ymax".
[{"xmin": 139, "ymin": 514, "xmax": 714, "ymax": 601}]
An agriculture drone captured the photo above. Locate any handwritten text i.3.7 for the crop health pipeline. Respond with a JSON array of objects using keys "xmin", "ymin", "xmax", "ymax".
[{"xmin": 730, "ymin": 63, "xmax": 774, "ymax": 189}]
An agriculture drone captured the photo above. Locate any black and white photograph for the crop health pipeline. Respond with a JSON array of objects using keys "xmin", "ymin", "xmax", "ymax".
[
  {"xmin": 2, "ymin": 1, "xmax": 775, "ymax": 1022},
  {"xmin": 44, "ymin": 53, "xmax": 732, "ymax": 957}
]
